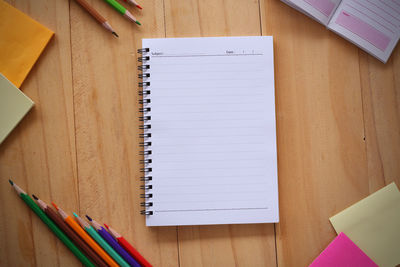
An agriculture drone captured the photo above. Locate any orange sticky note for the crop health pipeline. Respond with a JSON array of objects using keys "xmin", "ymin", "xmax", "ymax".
[{"xmin": 0, "ymin": 1, "xmax": 54, "ymax": 88}]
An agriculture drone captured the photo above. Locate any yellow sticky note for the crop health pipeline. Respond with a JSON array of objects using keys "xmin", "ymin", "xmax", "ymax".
[
  {"xmin": 0, "ymin": 73, "xmax": 34, "ymax": 144},
  {"xmin": 0, "ymin": 1, "xmax": 54, "ymax": 88},
  {"xmin": 330, "ymin": 183, "xmax": 400, "ymax": 267}
]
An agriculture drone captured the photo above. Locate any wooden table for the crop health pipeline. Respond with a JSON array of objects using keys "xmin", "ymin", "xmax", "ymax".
[{"xmin": 0, "ymin": 0, "xmax": 399, "ymax": 266}]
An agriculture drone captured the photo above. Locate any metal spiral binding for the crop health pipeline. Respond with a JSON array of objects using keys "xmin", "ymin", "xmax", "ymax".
[{"xmin": 138, "ymin": 47, "xmax": 153, "ymax": 216}]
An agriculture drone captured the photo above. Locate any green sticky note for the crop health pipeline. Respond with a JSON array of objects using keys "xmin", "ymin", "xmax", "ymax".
[
  {"xmin": 0, "ymin": 73, "xmax": 34, "ymax": 144},
  {"xmin": 330, "ymin": 183, "xmax": 400, "ymax": 267}
]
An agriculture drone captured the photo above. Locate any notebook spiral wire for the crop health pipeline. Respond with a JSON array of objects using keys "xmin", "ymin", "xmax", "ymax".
[{"xmin": 138, "ymin": 48, "xmax": 153, "ymax": 216}]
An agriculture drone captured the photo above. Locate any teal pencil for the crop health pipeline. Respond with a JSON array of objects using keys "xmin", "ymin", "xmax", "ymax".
[
  {"xmin": 73, "ymin": 213, "xmax": 130, "ymax": 267},
  {"xmin": 102, "ymin": 0, "xmax": 141, "ymax": 25},
  {"xmin": 9, "ymin": 180, "xmax": 95, "ymax": 267}
]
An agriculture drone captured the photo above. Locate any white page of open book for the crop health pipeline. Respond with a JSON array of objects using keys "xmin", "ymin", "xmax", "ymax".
[
  {"xmin": 282, "ymin": 0, "xmax": 342, "ymax": 25},
  {"xmin": 141, "ymin": 36, "xmax": 279, "ymax": 226},
  {"xmin": 328, "ymin": 0, "xmax": 400, "ymax": 63}
]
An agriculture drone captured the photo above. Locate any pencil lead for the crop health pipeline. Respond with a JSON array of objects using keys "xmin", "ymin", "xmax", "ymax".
[
  {"xmin": 9, "ymin": 179, "xmax": 13, "ymax": 186},
  {"xmin": 72, "ymin": 212, "xmax": 78, "ymax": 218},
  {"xmin": 136, "ymin": 4, "xmax": 143, "ymax": 9},
  {"xmin": 32, "ymin": 194, "xmax": 38, "ymax": 200},
  {"xmin": 112, "ymin": 31, "xmax": 119, "ymax": 38},
  {"xmin": 135, "ymin": 20, "xmax": 141, "ymax": 26},
  {"xmin": 104, "ymin": 223, "xmax": 109, "ymax": 229},
  {"xmin": 51, "ymin": 202, "xmax": 59, "ymax": 210},
  {"xmin": 86, "ymin": 215, "xmax": 92, "ymax": 221}
]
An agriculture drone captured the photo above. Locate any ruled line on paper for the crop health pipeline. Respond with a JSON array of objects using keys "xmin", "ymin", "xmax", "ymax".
[
  {"xmin": 153, "ymin": 126, "xmax": 266, "ymax": 130},
  {"xmin": 157, "ymin": 182, "xmax": 269, "ymax": 187},
  {"xmin": 350, "ymin": 0, "xmax": 397, "ymax": 30},
  {"xmin": 151, "ymin": 110, "xmax": 264, "ymax": 114},
  {"xmin": 154, "ymin": 142, "xmax": 266, "ymax": 148},
  {"xmin": 156, "ymin": 191, "xmax": 269, "ymax": 197},
  {"xmin": 157, "ymin": 198, "xmax": 269, "ymax": 204},
  {"xmin": 391, "ymin": 0, "xmax": 400, "ymax": 9},
  {"xmin": 152, "ymin": 77, "xmax": 267, "ymax": 82},
  {"xmin": 364, "ymin": 0, "xmax": 400, "ymax": 23},
  {"xmin": 151, "ymin": 61, "xmax": 266, "ymax": 66},
  {"xmin": 151, "ymin": 102, "xmax": 265, "ymax": 106},
  {"xmin": 149, "ymin": 85, "xmax": 266, "ymax": 90},
  {"xmin": 154, "ymin": 157, "xmax": 267, "ymax": 162},
  {"xmin": 152, "ymin": 54, "xmax": 263, "ymax": 58},
  {"xmin": 155, "ymin": 207, "xmax": 269, "ymax": 213},
  {"xmin": 153, "ymin": 118, "xmax": 263, "ymax": 122},
  {"xmin": 154, "ymin": 135, "xmax": 267, "ymax": 140},
  {"xmin": 150, "ymin": 69, "xmax": 265, "ymax": 74},
  {"xmin": 379, "ymin": 0, "xmax": 400, "ymax": 15},
  {"xmin": 153, "ymin": 93, "xmax": 265, "ymax": 98},
  {"xmin": 152, "ymin": 174, "xmax": 268, "ymax": 180},
  {"xmin": 154, "ymin": 166, "xmax": 269, "ymax": 171},
  {"xmin": 154, "ymin": 150, "xmax": 268, "ymax": 155}
]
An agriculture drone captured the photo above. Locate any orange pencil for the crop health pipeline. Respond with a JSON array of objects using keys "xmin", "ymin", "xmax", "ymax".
[{"xmin": 52, "ymin": 202, "xmax": 119, "ymax": 267}]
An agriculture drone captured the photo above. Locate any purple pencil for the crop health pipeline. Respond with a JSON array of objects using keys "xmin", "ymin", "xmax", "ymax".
[{"xmin": 86, "ymin": 215, "xmax": 141, "ymax": 267}]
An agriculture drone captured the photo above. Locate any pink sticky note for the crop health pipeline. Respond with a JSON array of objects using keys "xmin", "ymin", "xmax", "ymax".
[{"xmin": 309, "ymin": 232, "xmax": 378, "ymax": 267}]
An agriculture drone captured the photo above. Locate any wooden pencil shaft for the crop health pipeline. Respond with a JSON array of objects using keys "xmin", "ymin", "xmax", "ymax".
[
  {"xmin": 105, "ymin": 225, "xmax": 152, "ymax": 267},
  {"xmin": 64, "ymin": 216, "xmax": 119, "ymax": 267},
  {"xmin": 45, "ymin": 207, "xmax": 108, "ymax": 267},
  {"xmin": 103, "ymin": 0, "xmax": 126, "ymax": 14},
  {"xmin": 75, "ymin": 0, "xmax": 106, "ymax": 23},
  {"xmin": 18, "ymin": 194, "xmax": 95, "ymax": 267}
]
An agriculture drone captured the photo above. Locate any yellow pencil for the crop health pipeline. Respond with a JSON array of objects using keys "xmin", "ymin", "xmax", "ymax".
[{"xmin": 52, "ymin": 202, "xmax": 119, "ymax": 267}]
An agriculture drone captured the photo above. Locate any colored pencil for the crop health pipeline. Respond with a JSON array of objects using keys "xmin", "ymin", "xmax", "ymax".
[
  {"xmin": 87, "ymin": 215, "xmax": 141, "ymax": 267},
  {"xmin": 122, "ymin": 0, "xmax": 142, "ymax": 9},
  {"xmin": 102, "ymin": 0, "xmax": 141, "ymax": 25},
  {"xmin": 105, "ymin": 223, "xmax": 152, "ymax": 267},
  {"xmin": 52, "ymin": 203, "xmax": 119, "ymax": 267},
  {"xmin": 8, "ymin": 180, "xmax": 95, "ymax": 267},
  {"xmin": 74, "ymin": 0, "xmax": 118, "ymax": 37},
  {"xmin": 74, "ymin": 213, "xmax": 130, "ymax": 267},
  {"xmin": 32, "ymin": 195, "xmax": 108, "ymax": 267}
]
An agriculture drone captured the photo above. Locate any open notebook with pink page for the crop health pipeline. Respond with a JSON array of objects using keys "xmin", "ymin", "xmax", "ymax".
[
  {"xmin": 282, "ymin": 0, "xmax": 400, "ymax": 63},
  {"xmin": 309, "ymin": 232, "xmax": 378, "ymax": 267}
]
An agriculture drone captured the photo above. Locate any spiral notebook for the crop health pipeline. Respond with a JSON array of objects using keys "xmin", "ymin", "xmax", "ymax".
[{"xmin": 138, "ymin": 36, "xmax": 279, "ymax": 226}]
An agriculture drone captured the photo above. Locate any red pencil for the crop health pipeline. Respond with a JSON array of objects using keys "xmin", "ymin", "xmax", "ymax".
[
  {"xmin": 104, "ymin": 224, "xmax": 152, "ymax": 267},
  {"xmin": 123, "ymin": 0, "xmax": 142, "ymax": 9}
]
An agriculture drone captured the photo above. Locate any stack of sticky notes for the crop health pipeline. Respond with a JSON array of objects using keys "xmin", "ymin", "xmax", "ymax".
[
  {"xmin": 309, "ymin": 232, "xmax": 378, "ymax": 267},
  {"xmin": 0, "ymin": 73, "xmax": 34, "ymax": 144},
  {"xmin": 0, "ymin": 0, "xmax": 54, "ymax": 144},
  {"xmin": 310, "ymin": 182, "xmax": 400, "ymax": 267},
  {"xmin": 0, "ymin": 0, "xmax": 54, "ymax": 88}
]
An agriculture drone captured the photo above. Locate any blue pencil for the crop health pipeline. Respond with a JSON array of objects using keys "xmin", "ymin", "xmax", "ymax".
[{"xmin": 86, "ymin": 215, "xmax": 141, "ymax": 267}]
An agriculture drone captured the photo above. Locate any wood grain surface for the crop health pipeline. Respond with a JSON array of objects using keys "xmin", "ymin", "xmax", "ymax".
[{"xmin": 0, "ymin": 0, "xmax": 399, "ymax": 266}]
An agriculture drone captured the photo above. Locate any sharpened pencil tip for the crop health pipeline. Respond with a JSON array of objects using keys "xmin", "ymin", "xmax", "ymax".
[
  {"xmin": 104, "ymin": 223, "xmax": 109, "ymax": 229},
  {"xmin": 112, "ymin": 31, "xmax": 119, "ymax": 38},
  {"xmin": 9, "ymin": 179, "xmax": 13, "ymax": 186},
  {"xmin": 86, "ymin": 215, "xmax": 92, "ymax": 221},
  {"xmin": 135, "ymin": 21, "xmax": 141, "ymax": 25},
  {"xmin": 73, "ymin": 212, "xmax": 78, "ymax": 218},
  {"xmin": 51, "ymin": 202, "xmax": 59, "ymax": 210},
  {"xmin": 136, "ymin": 4, "xmax": 143, "ymax": 9},
  {"xmin": 32, "ymin": 194, "xmax": 38, "ymax": 200}
]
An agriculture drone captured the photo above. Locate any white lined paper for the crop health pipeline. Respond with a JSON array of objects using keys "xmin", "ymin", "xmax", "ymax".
[{"xmin": 141, "ymin": 37, "xmax": 278, "ymax": 226}]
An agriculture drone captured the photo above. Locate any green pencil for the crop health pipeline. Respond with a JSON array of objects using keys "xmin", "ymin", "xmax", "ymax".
[
  {"xmin": 9, "ymin": 180, "xmax": 95, "ymax": 267},
  {"xmin": 103, "ymin": 0, "xmax": 141, "ymax": 25},
  {"xmin": 73, "ymin": 213, "xmax": 130, "ymax": 267}
]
